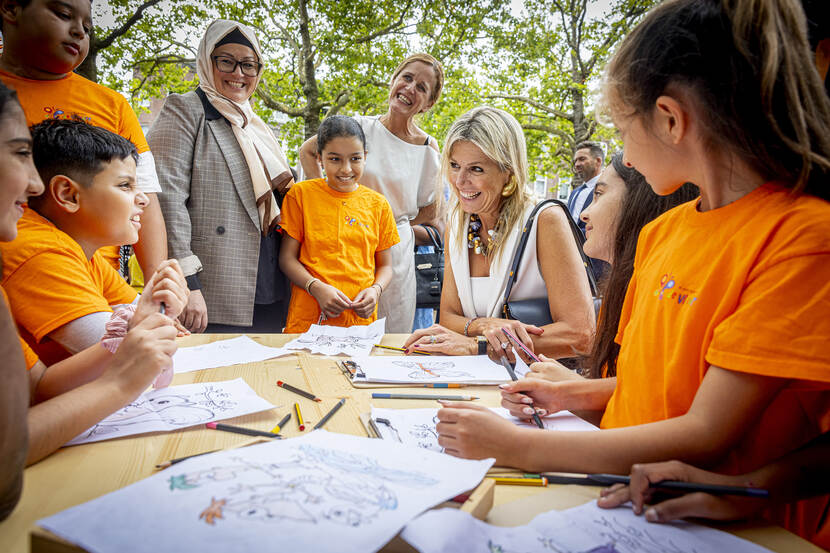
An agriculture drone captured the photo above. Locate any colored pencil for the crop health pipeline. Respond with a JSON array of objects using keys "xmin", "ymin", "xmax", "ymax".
[
  {"xmin": 270, "ymin": 413, "xmax": 291, "ymax": 434},
  {"xmin": 371, "ymin": 393, "xmax": 479, "ymax": 401},
  {"xmin": 491, "ymin": 476, "xmax": 548, "ymax": 487},
  {"xmin": 155, "ymin": 449, "xmax": 219, "ymax": 470},
  {"xmin": 585, "ymin": 474, "xmax": 770, "ymax": 498},
  {"xmin": 501, "ymin": 327, "xmax": 542, "ymax": 363},
  {"xmin": 277, "ymin": 380, "xmax": 322, "ymax": 402},
  {"xmin": 498, "ymin": 354, "xmax": 544, "ymax": 429},
  {"xmin": 205, "ymin": 422, "xmax": 281, "ymax": 439},
  {"xmin": 373, "ymin": 344, "xmax": 432, "ymax": 355},
  {"xmin": 313, "ymin": 398, "xmax": 346, "ymax": 430},
  {"xmin": 294, "ymin": 402, "xmax": 306, "ymax": 431},
  {"xmin": 420, "ymin": 383, "xmax": 467, "ymax": 388}
]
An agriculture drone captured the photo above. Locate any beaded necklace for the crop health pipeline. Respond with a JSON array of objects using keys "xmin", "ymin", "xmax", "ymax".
[{"xmin": 467, "ymin": 213, "xmax": 504, "ymax": 257}]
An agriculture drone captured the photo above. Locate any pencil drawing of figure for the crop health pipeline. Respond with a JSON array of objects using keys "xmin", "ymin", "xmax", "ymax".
[{"xmin": 391, "ymin": 360, "xmax": 474, "ymax": 380}]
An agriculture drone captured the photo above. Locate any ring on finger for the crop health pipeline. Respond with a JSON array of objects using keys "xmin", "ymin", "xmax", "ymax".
[
  {"xmin": 500, "ymin": 341, "xmax": 509, "ymax": 350},
  {"xmin": 429, "ymin": 335, "xmax": 437, "ymax": 344}
]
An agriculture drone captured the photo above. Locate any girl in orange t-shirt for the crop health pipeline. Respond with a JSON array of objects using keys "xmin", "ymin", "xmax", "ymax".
[
  {"xmin": 433, "ymin": 0, "xmax": 830, "ymax": 545},
  {"xmin": 279, "ymin": 116, "xmax": 399, "ymax": 332}
]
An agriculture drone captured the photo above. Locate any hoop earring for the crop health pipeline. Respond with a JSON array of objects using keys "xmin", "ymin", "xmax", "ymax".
[{"xmin": 501, "ymin": 175, "xmax": 517, "ymax": 197}]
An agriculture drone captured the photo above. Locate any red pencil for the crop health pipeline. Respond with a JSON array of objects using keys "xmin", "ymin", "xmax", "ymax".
[{"xmin": 277, "ymin": 380, "xmax": 322, "ymax": 402}]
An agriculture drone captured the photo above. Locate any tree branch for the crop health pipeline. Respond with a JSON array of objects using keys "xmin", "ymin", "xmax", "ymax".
[
  {"xmin": 256, "ymin": 87, "xmax": 306, "ymax": 117},
  {"xmin": 95, "ymin": 0, "xmax": 164, "ymax": 50},
  {"xmin": 352, "ymin": 0, "xmax": 415, "ymax": 44},
  {"xmin": 521, "ymin": 123, "xmax": 574, "ymax": 144},
  {"xmin": 486, "ymin": 93, "xmax": 573, "ymax": 121}
]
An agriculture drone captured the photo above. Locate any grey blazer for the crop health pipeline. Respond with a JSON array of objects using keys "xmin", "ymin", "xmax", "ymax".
[{"xmin": 148, "ymin": 89, "xmax": 282, "ymax": 326}]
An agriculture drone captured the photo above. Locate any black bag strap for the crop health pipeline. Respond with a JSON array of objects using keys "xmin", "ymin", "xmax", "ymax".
[
  {"xmin": 502, "ymin": 199, "xmax": 599, "ymax": 316},
  {"xmin": 419, "ymin": 224, "xmax": 443, "ymax": 253}
]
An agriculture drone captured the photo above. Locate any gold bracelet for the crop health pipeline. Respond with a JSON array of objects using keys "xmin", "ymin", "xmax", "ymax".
[
  {"xmin": 371, "ymin": 283, "xmax": 383, "ymax": 295},
  {"xmin": 305, "ymin": 277, "xmax": 320, "ymax": 294}
]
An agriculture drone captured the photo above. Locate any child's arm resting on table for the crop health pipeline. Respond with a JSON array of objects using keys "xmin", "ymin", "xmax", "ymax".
[{"xmin": 436, "ymin": 365, "xmax": 788, "ymax": 474}]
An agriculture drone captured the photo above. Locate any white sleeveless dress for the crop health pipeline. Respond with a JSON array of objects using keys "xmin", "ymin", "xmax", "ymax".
[
  {"xmin": 353, "ymin": 115, "xmax": 440, "ymax": 332},
  {"xmin": 449, "ymin": 203, "xmax": 550, "ymax": 319}
]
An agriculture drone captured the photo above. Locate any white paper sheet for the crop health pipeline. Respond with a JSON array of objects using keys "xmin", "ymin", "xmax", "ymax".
[
  {"xmin": 402, "ymin": 501, "xmax": 774, "ymax": 553},
  {"xmin": 352, "ymin": 354, "xmax": 511, "ymax": 385},
  {"xmin": 172, "ymin": 336, "xmax": 293, "ymax": 374},
  {"xmin": 66, "ymin": 379, "xmax": 275, "ymax": 445},
  {"xmin": 370, "ymin": 407, "xmax": 597, "ymax": 452},
  {"xmin": 40, "ymin": 431, "xmax": 494, "ymax": 553},
  {"xmin": 284, "ymin": 318, "xmax": 386, "ymax": 356}
]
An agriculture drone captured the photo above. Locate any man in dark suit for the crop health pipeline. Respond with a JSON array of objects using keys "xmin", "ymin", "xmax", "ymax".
[{"xmin": 567, "ymin": 141, "xmax": 608, "ymax": 280}]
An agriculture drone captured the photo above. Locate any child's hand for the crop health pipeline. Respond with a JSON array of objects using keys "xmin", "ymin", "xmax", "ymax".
[
  {"xmin": 105, "ymin": 313, "xmax": 178, "ymax": 394},
  {"xmin": 351, "ymin": 286, "xmax": 380, "ymax": 319},
  {"xmin": 309, "ymin": 281, "xmax": 352, "ymax": 319},
  {"xmin": 132, "ymin": 260, "xmax": 189, "ymax": 330}
]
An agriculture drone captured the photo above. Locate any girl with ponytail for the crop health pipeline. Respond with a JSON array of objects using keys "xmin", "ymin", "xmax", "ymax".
[{"xmin": 434, "ymin": 0, "xmax": 830, "ymax": 545}]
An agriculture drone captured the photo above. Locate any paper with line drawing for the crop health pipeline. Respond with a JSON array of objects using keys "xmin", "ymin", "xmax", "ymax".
[
  {"xmin": 66, "ymin": 378, "xmax": 274, "ymax": 445},
  {"xmin": 40, "ymin": 431, "xmax": 493, "ymax": 553},
  {"xmin": 173, "ymin": 335, "xmax": 293, "ymax": 374},
  {"xmin": 352, "ymin": 354, "xmax": 510, "ymax": 384},
  {"xmin": 402, "ymin": 501, "xmax": 773, "ymax": 553},
  {"xmin": 284, "ymin": 318, "xmax": 385, "ymax": 356},
  {"xmin": 371, "ymin": 407, "xmax": 597, "ymax": 452}
]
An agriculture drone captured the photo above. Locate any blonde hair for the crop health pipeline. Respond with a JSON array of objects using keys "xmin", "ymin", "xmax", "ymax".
[
  {"xmin": 390, "ymin": 53, "xmax": 445, "ymax": 106},
  {"xmin": 443, "ymin": 106, "xmax": 532, "ymax": 262},
  {"xmin": 602, "ymin": 0, "xmax": 830, "ymax": 199}
]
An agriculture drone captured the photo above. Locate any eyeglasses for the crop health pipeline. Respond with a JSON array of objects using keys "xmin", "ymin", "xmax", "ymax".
[{"xmin": 211, "ymin": 55, "xmax": 262, "ymax": 77}]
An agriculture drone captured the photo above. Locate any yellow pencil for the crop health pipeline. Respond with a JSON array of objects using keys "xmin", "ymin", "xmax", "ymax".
[
  {"xmin": 490, "ymin": 477, "xmax": 548, "ymax": 487},
  {"xmin": 373, "ymin": 344, "xmax": 432, "ymax": 355},
  {"xmin": 294, "ymin": 402, "xmax": 305, "ymax": 431}
]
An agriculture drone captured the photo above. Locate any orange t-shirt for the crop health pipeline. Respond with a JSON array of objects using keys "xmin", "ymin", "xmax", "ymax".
[
  {"xmin": 279, "ymin": 178, "xmax": 400, "ymax": 332},
  {"xmin": 0, "ymin": 208, "xmax": 137, "ymax": 365},
  {"xmin": 0, "ymin": 69, "xmax": 151, "ymax": 270},
  {"xmin": 601, "ymin": 183, "xmax": 830, "ymax": 540},
  {"xmin": 1, "ymin": 285, "xmax": 39, "ymax": 370}
]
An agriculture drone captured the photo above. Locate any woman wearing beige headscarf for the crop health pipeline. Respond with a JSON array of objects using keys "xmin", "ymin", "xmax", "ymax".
[{"xmin": 149, "ymin": 19, "xmax": 294, "ymax": 332}]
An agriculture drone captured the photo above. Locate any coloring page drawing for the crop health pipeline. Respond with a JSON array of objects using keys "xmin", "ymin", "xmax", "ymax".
[
  {"xmin": 284, "ymin": 318, "xmax": 386, "ymax": 356},
  {"xmin": 352, "ymin": 355, "xmax": 510, "ymax": 385},
  {"xmin": 39, "ymin": 431, "xmax": 494, "ymax": 553},
  {"xmin": 402, "ymin": 503, "xmax": 774, "ymax": 553},
  {"xmin": 371, "ymin": 407, "xmax": 598, "ymax": 453},
  {"xmin": 66, "ymin": 379, "xmax": 274, "ymax": 446}
]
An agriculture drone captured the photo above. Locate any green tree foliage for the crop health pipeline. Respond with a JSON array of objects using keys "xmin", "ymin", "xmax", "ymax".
[{"xmin": 484, "ymin": 0, "xmax": 656, "ymax": 177}]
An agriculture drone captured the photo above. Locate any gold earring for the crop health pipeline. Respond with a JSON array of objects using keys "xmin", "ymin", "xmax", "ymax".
[{"xmin": 501, "ymin": 176, "xmax": 517, "ymax": 197}]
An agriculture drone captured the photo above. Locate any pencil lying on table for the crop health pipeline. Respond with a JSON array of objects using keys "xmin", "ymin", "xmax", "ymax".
[
  {"xmin": 155, "ymin": 449, "xmax": 220, "ymax": 470},
  {"xmin": 205, "ymin": 422, "xmax": 281, "ymax": 439},
  {"xmin": 313, "ymin": 398, "xmax": 346, "ymax": 430},
  {"xmin": 490, "ymin": 476, "xmax": 548, "ymax": 487},
  {"xmin": 277, "ymin": 380, "xmax": 322, "ymax": 402},
  {"xmin": 371, "ymin": 393, "xmax": 479, "ymax": 401},
  {"xmin": 537, "ymin": 473, "xmax": 770, "ymax": 498},
  {"xmin": 373, "ymin": 344, "xmax": 432, "ymax": 355}
]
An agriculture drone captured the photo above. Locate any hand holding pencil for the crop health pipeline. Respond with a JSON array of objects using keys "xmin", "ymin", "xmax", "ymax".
[{"xmin": 434, "ymin": 401, "xmax": 529, "ymax": 466}]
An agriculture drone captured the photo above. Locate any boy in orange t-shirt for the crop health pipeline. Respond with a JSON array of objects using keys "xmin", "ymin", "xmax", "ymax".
[
  {"xmin": 0, "ymin": 0, "xmax": 167, "ymax": 277},
  {"xmin": 1, "ymin": 119, "xmax": 154, "ymax": 365},
  {"xmin": 279, "ymin": 116, "xmax": 399, "ymax": 332}
]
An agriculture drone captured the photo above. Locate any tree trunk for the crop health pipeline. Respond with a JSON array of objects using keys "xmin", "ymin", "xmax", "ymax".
[{"xmin": 75, "ymin": 32, "xmax": 98, "ymax": 82}]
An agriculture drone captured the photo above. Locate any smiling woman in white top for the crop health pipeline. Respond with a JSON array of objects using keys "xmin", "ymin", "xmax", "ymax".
[
  {"xmin": 404, "ymin": 106, "xmax": 595, "ymax": 359},
  {"xmin": 299, "ymin": 54, "xmax": 445, "ymax": 333}
]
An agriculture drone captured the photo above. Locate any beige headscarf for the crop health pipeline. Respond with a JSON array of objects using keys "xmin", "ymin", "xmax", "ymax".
[{"xmin": 197, "ymin": 19, "xmax": 293, "ymax": 235}]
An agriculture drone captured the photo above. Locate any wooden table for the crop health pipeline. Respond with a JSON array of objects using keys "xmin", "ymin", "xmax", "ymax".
[{"xmin": 0, "ymin": 334, "xmax": 823, "ymax": 553}]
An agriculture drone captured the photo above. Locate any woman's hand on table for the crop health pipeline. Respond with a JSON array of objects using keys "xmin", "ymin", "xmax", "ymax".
[
  {"xmin": 597, "ymin": 460, "xmax": 766, "ymax": 522},
  {"xmin": 133, "ymin": 260, "xmax": 190, "ymax": 329},
  {"xmin": 351, "ymin": 286, "xmax": 380, "ymax": 319},
  {"xmin": 436, "ymin": 401, "xmax": 529, "ymax": 464},
  {"xmin": 310, "ymin": 282, "xmax": 352, "ymax": 319},
  {"xmin": 527, "ymin": 354, "xmax": 584, "ymax": 382},
  {"xmin": 478, "ymin": 319, "xmax": 543, "ymax": 364},
  {"xmin": 404, "ymin": 324, "xmax": 477, "ymax": 355}
]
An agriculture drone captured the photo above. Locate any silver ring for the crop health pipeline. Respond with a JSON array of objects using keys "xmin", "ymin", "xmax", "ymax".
[
  {"xmin": 500, "ymin": 341, "xmax": 509, "ymax": 350},
  {"xmin": 430, "ymin": 335, "xmax": 437, "ymax": 344}
]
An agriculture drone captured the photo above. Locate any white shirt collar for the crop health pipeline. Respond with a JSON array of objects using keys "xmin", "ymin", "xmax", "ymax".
[{"xmin": 584, "ymin": 173, "xmax": 600, "ymax": 190}]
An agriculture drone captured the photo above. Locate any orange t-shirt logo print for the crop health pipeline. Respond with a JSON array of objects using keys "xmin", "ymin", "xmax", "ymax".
[{"xmin": 654, "ymin": 273, "xmax": 675, "ymax": 299}]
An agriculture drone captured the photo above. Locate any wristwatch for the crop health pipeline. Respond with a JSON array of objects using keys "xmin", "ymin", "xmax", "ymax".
[{"xmin": 476, "ymin": 336, "xmax": 488, "ymax": 355}]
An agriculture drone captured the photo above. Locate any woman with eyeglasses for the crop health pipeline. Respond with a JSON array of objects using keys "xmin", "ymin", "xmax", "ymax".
[{"xmin": 148, "ymin": 20, "xmax": 295, "ymax": 333}]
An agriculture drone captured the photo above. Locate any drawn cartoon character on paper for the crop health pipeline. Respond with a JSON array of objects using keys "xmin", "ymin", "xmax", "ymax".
[
  {"xmin": 296, "ymin": 333, "xmax": 366, "ymax": 351},
  {"xmin": 77, "ymin": 385, "xmax": 236, "ymax": 440},
  {"xmin": 172, "ymin": 444, "xmax": 438, "ymax": 528},
  {"xmin": 408, "ymin": 416, "xmax": 441, "ymax": 451},
  {"xmin": 391, "ymin": 360, "xmax": 473, "ymax": 380}
]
